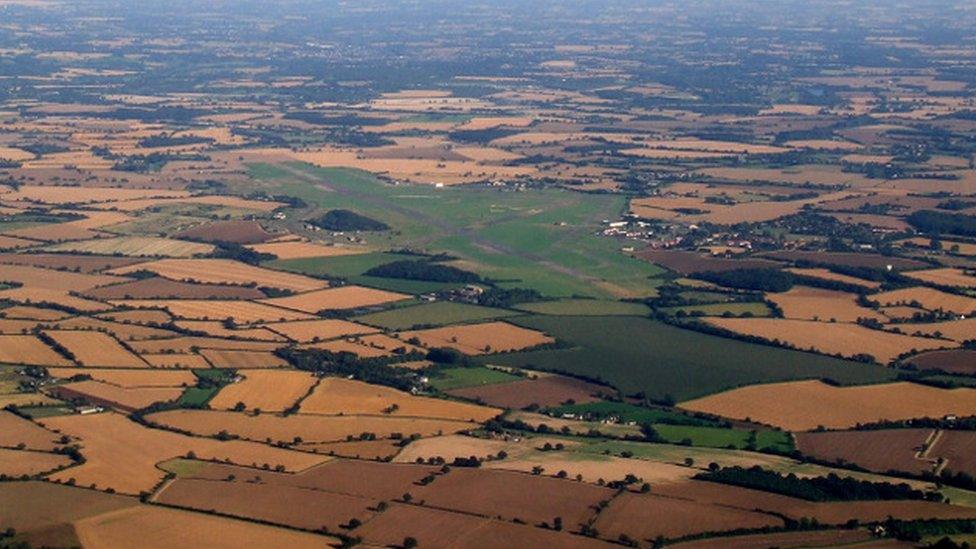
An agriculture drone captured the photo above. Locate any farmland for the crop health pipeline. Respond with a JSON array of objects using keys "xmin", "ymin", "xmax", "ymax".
[{"xmin": 4, "ymin": 0, "xmax": 976, "ymax": 545}]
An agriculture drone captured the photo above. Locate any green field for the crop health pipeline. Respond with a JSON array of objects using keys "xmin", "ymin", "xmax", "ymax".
[
  {"xmin": 16, "ymin": 405, "xmax": 74, "ymax": 418},
  {"xmin": 269, "ymin": 252, "xmax": 463, "ymax": 293},
  {"xmin": 355, "ymin": 301, "xmax": 518, "ymax": 330},
  {"xmin": 428, "ymin": 366, "xmax": 522, "ymax": 391},
  {"xmin": 544, "ymin": 401, "xmax": 718, "ymax": 426},
  {"xmin": 177, "ymin": 387, "xmax": 218, "ymax": 407},
  {"xmin": 482, "ymin": 316, "xmax": 898, "ymax": 402},
  {"xmin": 652, "ymin": 424, "xmax": 793, "ymax": 452},
  {"xmin": 247, "ymin": 163, "xmax": 666, "ymax": 299},
  {"xmin": 515, "ymin": 299, "xmax": 650, "ymax": 316}
]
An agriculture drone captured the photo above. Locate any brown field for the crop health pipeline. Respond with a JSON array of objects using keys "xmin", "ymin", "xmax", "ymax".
[
  {"xmin": 767, "ymin": 287, "xmax": 886, "ymax": 322},
  {"xmin": 50, "ymin": 317, "xmax": 178, "ymax": 342},
  {"xmin": 0, "ymin": 410, "xmax": 62, "ymax": 450},
  {"xmin": 247, "ymin": 240, "xmax": 366, "ymax": 260},
  {"xmin": 260, "ymin": 285, "xmax": 409, "ymax": 313},
  {"xmin": 413, "ymin": 467, "xmax": 610, "ymax": 528},
  {"xmin": 399, "ymin": 321, "xmax": 554, "ymax": 355},
  {"xmin": 39, "ymin": 412, "xmax": 327, "ymax": 494},
  {"xmin": 300, "ymin": 377, "xmax": 500, "ymax": 422},
  {"xmin": 47, "ymin": 368, "xmax": 195, "ymax": 388},
  {"xmin": 73, "ymin": 505, "xmax": 331, "ymax": 549},
  {"xmin": 826, "ymin": 212, "xmax": 910, "ymax": 231},
  {"xmin": 0, "ymin": 263, "xmax": 123, "ymax": 291},
  {"xmin": 871, "ymin": 287, "xmax": 976, "ymax": 315},
  {"xmin": 356, "ymin": 503, "xmax": 613, "ymax": 549},
  {"xmin": 0, "ymin": 447, "xmax": 72, "ymax": 477},
  {"xmin": 197, "ymin": 349, "xmax": 288, "ymax": 369},
  {"xmin": 680, "ymin": 380, "xmax": 976, "ymax": 431},
  {"xmin": 785, "ymin": 267, "xmax": 881, "ymax": 289},
  {"xmin": 0, "ymin": 318, "xmax": 42, "ymax": 333},
  {"xmin": 209, "ymin": 370, "xmax": 316, "ymax": 412},
  {"xmin": 0, "ymin": 235, "xmax": 38, "ymax": 251},
  {"xmin": 49, "ymin": 380, "xmax": 183, "ymax": 412},
  {"xmin": 795, "ymin": 429, "xmax": 934, "ymax": 474},
  {"xmin": 636, "ymin": 249, "xmax": 779, "ymax": 274},
  {"xmin": 147, "ymin": 409, "xmax": 475, "ymax": 444},
  {"xmin": 698, "ymin": 165, "xmax": 875, "ymax": 187},
  {"xmin": 1, "ymin": 305, "xmax": 71, "ymax": 321},
  {"xmin": 129, "ymin": 336, "xmax": 282, "ymax": 354},
  {"xmin": 447, "ymin": 376, "xmax": 606, "ymax": 409},
  {"xmin": 154, "ymin": 477, "xmax": 375, "ymax": 533},
  {"xmin": 174, "ymin": 220, "xmax": 273, "ymax": 244},
  {"xmin": 901, "ymin": 237, "xmax": 976, "ymax": 257},
  {"xmin": 761, "ymin": 250, "xmax": 929, "ymax": 270},
  {"xmin": 672, "ymin": 529, "xmax": 876, "ymax": 549},
  {"xmin": 5, "ymin": 185, "xmax": 187, "ymax": 205},
  {"xmin": 393, "ymin": 434, "xmax": 523, "ymax": 464},
  {"xmin": 706, "ymin": 317, "xmax": 952, "ymax": 363},
  {"xmin": 0, "ymin": 287, "xmax": 111, "ymax": 312},
  {"xmin": 174, "ymin": 321, "xmax": 286, "ymax": 341},
  {"xmin": 44, "ymin": 331, "xmax": 148, "ymax": 368},
  {"xmin": 140, "ymin": 353, "xmax": 213, "ymax": 369},
  {"xmin": 654, "ymin": 479, "xmax": 976, "ymax": 527},
  {"xmin": 113, "ymin": 299, "xmax": 314, "ymax": 323},
  {"xmin": 44, "ymin": 236, "xmax": 214, "ymax": 258},
  {"xmin": 265, "ymin": 318, "xmax": 377, "ymax": 342},
  {"xmin": 908, "ymin": 349, "xmax": 976, "ymax": 375},
  {"xmin": 303, "ymin": 333, "xmax": 424, "ymax": 358},
  {"xmin": 86, "ymin": 277, "xmax": 265, "ymax": 300},
  {"xmin": 108, "ymin": 259, "xmax": 327, "ymax": 292},
  {"xmin": 484, "ymin": 449, "xmax": 696, "ymax": 486},
  {"xmin": 892, "ymin": 318, "xmax": 976, "ymax": 343},
  {"xmin": 298, "ymin": 439, "xmax": 402, "ymax": 460},
  {"xmin": 593, "ymin": 491, "xmax": 782, "ymax": 541},
  {"xmin": 0, "ymin": 335, "xmax": 73, "ymax": 366},
  {"xmin": 3, "ymin": 223, "xmax": 101, "ymax": 243},
  {"xmin": 934, "ymin": 431, "xmax": 976, "ymax": 477},
  {"xmin": 0, "ymin": 482, "xmax": 137, "ymax": 543},
  {"xmin": 904, "ymin": 268, "xmax": 976, "ymax": 288}
]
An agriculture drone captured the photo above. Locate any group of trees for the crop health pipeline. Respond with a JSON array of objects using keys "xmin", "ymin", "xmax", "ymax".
[
  {"xmin": 365, "ymin": 260, "xmax": 482, "ymax": 284},
  {"xmin": 311, "ymin": 209, "xmax": 390, "ymax": 232}
]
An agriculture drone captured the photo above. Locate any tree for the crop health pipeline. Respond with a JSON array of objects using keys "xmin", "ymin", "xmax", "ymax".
[{"xmin": 403, "ymin": 537, "xmax": 418, "ymax": 549}]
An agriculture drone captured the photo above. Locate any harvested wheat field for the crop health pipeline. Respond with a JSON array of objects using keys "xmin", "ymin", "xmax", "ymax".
[
  {"xmin": 38, "ymin": 412, "xmax": 326, "ymax": 494},
  {"xmin": 870, "ymin": 287, "xmax": 976, "ymax": 315},
  {"xmin": 484, "ymin": 451, "xmax": 695, "ymax": 486},
  {"xmin": 0, "ymin": 410, "xmax": 62, "ymax": 450},
  {"xmin": 297, "ymin": 439, "xmax": 401, "ymax": 459},
  {"xmin": 46, "ymin": 368, "xmax": 195, "ymax": 388},
  {"xmin": 447, "ymin": 376, "xmax": 605, "ymax": 409},
  {"xmin": 393, "ymin": 434, "xmax": 520, "ymax": 464},
  {"xmin": 1, "ymin": 305, "xmax": 71, "ymax": 321},
  {"xmin": 261, "ymin": 285, "xmax": 408, "ymax": 313},
  {"xmin": 49, "ymin": 380, "xmax": 183, "ymax": 412},
  {"xmin": 680, "ymin": 380, "xmax": 976, "ymax": 431},
  {"xmin": 400, "ymin": 321, "xmax": 553, "ymax": 355},
  {"xmin": 154, "ymin": 476, "xmax": 376, "ymax": 532},
  {"xmin": 0, "ymin": 335, "xmax": 73, "ymax": 366},
  {"xmin": 44, "ymin": 331, "xmax": 148, "ymax": 368},
  {"xmin": 891, "ymin": 318, "xmax": 976, "ymax": 343},
  {"xmin": 0, "ymin": 252, "xmax": 143, "ymax": 274},
  {"xmin": 706, "ymin": 317, "xmax": 952, "ymax": 363},
  {"xmin": 671, "ymin": 529, "xmax": 876, "ymax": 549},
  {"xmin": 303, "ymin": 333, "xmax": 423, "ymax": 358},
  {"xmin": 412, "ymin": 467, "xmax": 610, "ymax": 528},
  {"xmin": 73, "ymin": 505, "xmax": 332, "ymax": 549},
  {"xmin": 146, "ymin": 409, "xmax": 474, "ymax": 444},
  {"xmin": 174, "ymin": 320, "xmax": 285, "ymax": 341},
  {"xmin": 0, "ymin": 447, "xmax": 72, "ymax": 477},
  {"xmin": 795, "ymin": 429, "xmax": 935, "ymax": 474},
  {"xmin": 785, "ymin": 268, "xmax": 881, "ymax": 289},
  {"xmin": 49, "ymin": 317, "xmax": 178, "ymax": 342},
  {"xmin": 767, "ymin": 287, "xmax": 886, "ymax": 322},
  {"xmin": 108, "ymin": 259, "xmax": 327, "ymax": 292},
  {"xmin": 0, "ymin": 481, "xmax": 137, "ymax": 544},
  {"xmin": 266, "ymin": 318, "xmax": 377, "ymax": 342},
  {"xmin": 593, "ymin": 490, "xmax": 782, "ymax": 541},
  {"xmin": 44, "ymin": 236, "xmax": 213, "ymax": 258},
  {"xmin": 128, "ymin": 336, "xmax": 282, "ymax": 354},
  {"xmin": 904, "ymin": 268, "xmax": 976, "ymax": 289},
  {"xmin": 247, "ymin": 240, "xmax": 365, "ymax": 259},
  {"xmin": 140, "ymin": 353, "xmax": 213, "ymax": 369},
  {"xmin": 86, "ymin": 278, "xmax": 265, "ymax": 300},
  {"xmin": 209, "ymin": 370, "xmax": 316, "ymax": 412},
  {"xmin": 97, "ymin": 309, "xmax": 172, "ymax": 325},
  {"xmin": 300, "ymin": 377, "xmax": 499, "ymax": 422},
  {"xmin": 197, "ymin": 349, "xmax": 288, "ymax": 369},
  {"xmin": 5, "ymin": 185, "xmax": 187, "ymax": 205},
  {"xmin": 356, "ymin": 503, "xmax": 613, "ymax": 549},
  {"xmin": 114, "ymin": 300, "xmax": 313, "ymax": 323}
]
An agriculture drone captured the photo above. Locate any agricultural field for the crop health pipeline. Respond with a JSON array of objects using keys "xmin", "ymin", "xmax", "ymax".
[{"xmin": 5, "ymin": 1, "xmax": 976, "ymax": 545}]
